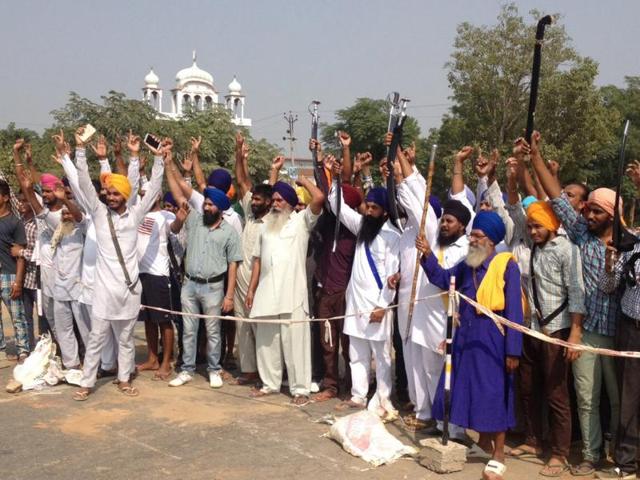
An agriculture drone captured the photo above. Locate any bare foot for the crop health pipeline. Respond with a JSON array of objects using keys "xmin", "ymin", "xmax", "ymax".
[
  {"xmin": 153, "ymin": 368, "xmax": 172, "ymax": 381},
  {"xmin": 136, "ymin": 360, "xmax": 159, "ymax": 372}
]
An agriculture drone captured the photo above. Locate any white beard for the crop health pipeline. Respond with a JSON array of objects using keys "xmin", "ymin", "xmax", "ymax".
[
  {"xmin": 51, "ymin": 220, "xmax": 75, "ymax": 252},
  {"xmin": 264, "ymin": 209, "xmax": 291, "ymax": 235},
  {"xmin": 465, "ymin": 244, "xmax": 491, "ymax": 268}
]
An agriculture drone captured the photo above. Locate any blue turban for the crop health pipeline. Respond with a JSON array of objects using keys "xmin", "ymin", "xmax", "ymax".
[
  {"xmin": 365, "ymin": 187, "xmax": 389, "ymax": 212},
  {"xmin": 521, "ymin": 195, "xmax": 537, "ymax": 210},
  {"xmin": 429, "ymin": 195, "xmax": 442, "ymax": 219},
  {"xmin": 207, "ymin": 169, "xmax": 232, "ymax": 193},
  {"xmin": 272, "ymin": 181, "xmax": 298, "ymax": 208},
  {"xmin": 472, "ymin": 211, "xmax": 506, "ymax": 244},
  {"xmin": 203, "ymin": 187, "xmax": 231, "ymax": 211},
  {"xmin": 163, "ymin": 191, "xmax": 177, "ymax": 207}
]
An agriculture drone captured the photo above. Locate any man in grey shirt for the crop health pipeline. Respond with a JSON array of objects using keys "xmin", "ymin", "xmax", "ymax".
[
  {"xmin": 165, "ymin": 155, "xmax": 242, "ymax": 389},
  {"xmin": 509, "ymin": 200, "xmax": 585, "ymax": 477}
]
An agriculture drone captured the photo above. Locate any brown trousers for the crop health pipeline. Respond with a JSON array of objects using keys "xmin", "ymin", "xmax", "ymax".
[
  {"xmin": 316, "ymin": 289, "xmax": 350, "ymax": 393},
  {"xmin": 518, "ymin": 328, "xmax": 572, "ymax": 458}
]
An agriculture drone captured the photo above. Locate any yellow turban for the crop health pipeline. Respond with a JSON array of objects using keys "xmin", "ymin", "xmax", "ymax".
[
  {"xmin": 527, "ymin": 201, "xmax": 560, "ymax": 232},
  {"xmin": 295, "ymin": 186, "xmax": 312, "ymax": 206},
  {"xmin": 100, "ymin": 172, "xmax": 132, "ymax": 200}
]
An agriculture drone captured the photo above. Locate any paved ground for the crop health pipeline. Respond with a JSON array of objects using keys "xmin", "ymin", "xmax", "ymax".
[{"xmin": 1, "ymin": 325, "xmax": 585, "ymax": 480}]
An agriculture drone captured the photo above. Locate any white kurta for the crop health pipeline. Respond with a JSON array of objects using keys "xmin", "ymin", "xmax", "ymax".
[
  {"xmin": 75, "ymin": 148, "xmax": 163, "ymax": 321},
  {"xmin": 250, "ymin": 207, "xmax": 319, "ymax": 317},
  {"xmin": 328, "ymin": 187, "xmax": 400, "ymax": 342}
]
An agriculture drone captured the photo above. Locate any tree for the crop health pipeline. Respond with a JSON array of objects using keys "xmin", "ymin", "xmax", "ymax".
[
  {"xmin": 435, "ymin": 3, "xmax": 617, "ymax": 189},
  {"xmin": 321, "ymin": 98, "xmax": 421, "ymax": 162}
]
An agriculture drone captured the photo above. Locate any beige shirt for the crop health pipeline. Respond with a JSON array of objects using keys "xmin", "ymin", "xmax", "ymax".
[
  {"xmin": 236, "ymin": 191, "xmax": 267, "ymax": 299},
  {"xmin": 249, "ymin": 207, "xmax": 319, "ymax": 318}
]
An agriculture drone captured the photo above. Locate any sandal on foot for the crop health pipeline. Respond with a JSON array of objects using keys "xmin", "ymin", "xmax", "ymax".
[
  {"xmin": 249, "ymin": 387, "xmax": 277, "ymax": 398},
  {"xmin": 334, "ymin": 399, "xmax": 366, "ymax": 411},
  {"xmin": 483, "ymin": 460, "xmax": 507, "ymax": 480},
  {"xmin": 570, "ymin": 460, "xmax": 595, "ymax": 476},
  {"xmin": 117, "ymin": 385, "xmax": 139, "ymax": 397},
  {"xmin": 539, "ymin": 460, "xmax": 570, "ymax": 477},
  {"xmin": 507, "ymin": 445, "xmax": 541, "ymax": 459},
  {"xmin": 403, "ymin": 416, "xmax": 432, "ymax": 432},
  {"xmin": 72, "ymin": 389, "xmax": 90, "ymax": 402},
  {"xmin": 291, "ymin": 395, "xmax": 310, "ymax": 407},
  {"xmin": 152, "ymin": 371, "xmax": 172, "ymax": 381},
  {"xmin": 311, "ymin": 389, "xmax": 337, "ymax": 402}
]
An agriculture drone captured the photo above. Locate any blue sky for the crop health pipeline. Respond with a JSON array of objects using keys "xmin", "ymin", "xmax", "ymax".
[{"xmin": 2, "ymin": 1, "xmax": 638, "ymax": 155}]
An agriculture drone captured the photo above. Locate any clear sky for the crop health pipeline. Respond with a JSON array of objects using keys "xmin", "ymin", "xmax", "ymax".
[{"xmin": 1, "ymin": 0, "xmax": 638, "ymax": 156}]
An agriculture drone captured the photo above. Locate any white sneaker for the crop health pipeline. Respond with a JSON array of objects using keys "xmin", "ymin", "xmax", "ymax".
[
  {"xmin": 168, "ymin": 371, "xmax": 192, "ymax": 387},
  {"xmin": 209, "ymin": 371, "xmax": 223, "ymax": 388}
]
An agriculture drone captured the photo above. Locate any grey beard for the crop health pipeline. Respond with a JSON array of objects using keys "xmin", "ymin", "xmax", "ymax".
[
  {"xmin": 465, "ymin": 245, "xmax": 491, "ymax": 268},
  {"xmin": 265, "ymin": 210, "xmax": 290, "ymax": 234}
]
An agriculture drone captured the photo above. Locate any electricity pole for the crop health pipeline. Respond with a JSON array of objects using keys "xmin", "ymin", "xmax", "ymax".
[{"xmin": 283, "ymin": 111, "xmax": 298, "ymax": 167}]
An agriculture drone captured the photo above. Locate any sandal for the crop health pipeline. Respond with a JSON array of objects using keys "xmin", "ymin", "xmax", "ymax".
[
  {"xmin": 152, "ymin": 371, "xmax": 172, "ymax": 381},
  {"xmin": 403, "ymin": 416, "xmax": 431, "ymax": 432},
  {"xmin": 570, "ymin": 460, "xmax": 595, "ymax": 476},
  {"xmin": 539, "ymin": 460, "xmax": 570, "ymax": 477},
  {"xmin": 311, "ymin": 389, "xmax": 338, "ymax": 403},
  {"xmin": 483, "ymin": 460, "xmax": 507, "ymax": 480},
  {"xmin": 334, "ymin": 399, "xmax": 366, "ymax": 411},
  {"xmin": 117, "ymin": 385, "xmax": 139, "ymax": 397},
  {"xmin": 291, "ymin": 395, "xmax": 310, "ymax": 407},
  {"xmin": 507, "ymin": 445, "xmax": 541, "ymax": 459},
  {"xmin": 249, "ymin": 386, "xmax": 277, "ymax": 398},
  {"xmin": 72, "ymin": 389, "xmax": 91, "ymax": 402}
]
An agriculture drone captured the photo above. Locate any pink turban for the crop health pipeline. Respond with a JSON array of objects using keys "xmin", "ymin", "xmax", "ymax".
[
  {"xmin": 40, "ymin": 173, "xmax": 62, "ymax": 190},
  {"xmin": 587, "ymin": 188, "xmax": 621, "ymax": 218}
]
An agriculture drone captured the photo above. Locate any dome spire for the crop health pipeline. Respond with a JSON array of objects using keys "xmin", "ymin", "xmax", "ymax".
[{"xmin": 192, "ymin": 50, "xmax": 197, "ymax": 65}]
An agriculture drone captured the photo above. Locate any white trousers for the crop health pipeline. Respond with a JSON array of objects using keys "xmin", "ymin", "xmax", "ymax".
[
  {"xmin": 80, "ymin": 302, "xmax": 117, "ymax": 370},
  {"xmin": 412, "ymin": 342, "xmax": 465, "ymax": 438},
  {"xmin": 234, "ymin": 292, "xmax": 257, "ymax": 374},
  {"xmin": 255, "ymin": 306, "xmax": 311, "ymax": 396},
  {"xmin": 53, "ymin": 299, "xmax": 91, "ymax": 368},
  {"xmin": 80, "ymin": 317, "xmax": 137, "ymax": 388},
  {"xmin": 402, "ymin": 338, "xmax": 417, "ymax": 406},
  {"xmin": 349, "ymin": 335, "xmax": 392, "ymax": 406}
]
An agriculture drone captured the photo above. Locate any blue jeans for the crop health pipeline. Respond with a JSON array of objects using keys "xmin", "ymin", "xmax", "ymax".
[
  {"xmin": 0, "ymin": 273, "xmax": 28, "ymax": 354},
  {"xmin": 180, "ymin": 278, "xmax": 224, "ymax": 373}
]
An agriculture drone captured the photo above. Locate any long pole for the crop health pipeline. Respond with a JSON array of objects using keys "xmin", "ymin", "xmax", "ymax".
[
  {"xmin": 283, "ymin": 111, "xmax": 298, "ymax": 167},
  {"xmin": 442, "ymin": 275, "xmax": 456, "ymax": 446},
  {"xmin": 613, "ymin": 120, "xmax": 632, "ymax": 250},
  {"xmin": 404, "ymin": 144, "xmax": 437, "ymax": 342},
  {"xmin": 524, "ymin": 15, "xmax": 553, "ymax": 143}
]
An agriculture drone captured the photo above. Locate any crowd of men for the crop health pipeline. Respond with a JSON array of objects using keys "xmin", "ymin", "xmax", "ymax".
[{"xmin": 1, "ymin": 125, "xmax": 640, "ymax": 480}]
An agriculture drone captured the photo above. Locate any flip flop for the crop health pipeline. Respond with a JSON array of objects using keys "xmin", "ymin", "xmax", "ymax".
[
  {"xmin": 570, "ymin": 460, "xmax": 595, "ymax": 476},
  {"xmin": 72, "ymin": 389, "xmax": 90, "ymax": 402},
  {"xmin": 539, "ymin": 460, "xmax": 570, "ymax": 477},
  {"xmin": 291, "ymin": 395, "xmax": 310, "ymax": 407},
  {"xmin": 507, "ymin": 446, "xmax": 540, "ymax": 459},
  {"xmin": 152, "ymin": 371, "xmax": 172, "ymax": 381},
  {"xmin": 483, "ymin": 460, "xmax": 506, "ymax": 480},
  {"xmin": 117, "ymin": 385, "xmax": 139, "ymax": 397},
  {"xmin": 249, "ymin": 387, "xmax": 277, "ymax": 398}
]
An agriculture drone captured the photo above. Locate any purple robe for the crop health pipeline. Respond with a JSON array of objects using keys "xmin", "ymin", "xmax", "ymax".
[{"xmin": 420, "ymin": 251, "xmax": 523, "ymax": 432}]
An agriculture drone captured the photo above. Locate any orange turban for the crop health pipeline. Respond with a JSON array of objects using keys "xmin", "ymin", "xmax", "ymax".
[
  {"xmin": 100, "ymin": 172, "xmax": 132, "ymax": 200},
  {"xmin": 527, "ymin": 201, "xmax": 560, "ymax": 232},
  {"xmin": 226, "ymin": 183, "xmax": 236, "ymax": 200},
  {"xmin": 587, "ymin": 188, "xmax": 620, "ymax": 218}
]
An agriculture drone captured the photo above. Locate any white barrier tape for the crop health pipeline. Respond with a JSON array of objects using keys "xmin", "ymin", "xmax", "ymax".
[
  {"xmin": 458, "ymin": 292, "xmax": 640, "ymax": 359},
  {"xmin": 140, "ymin": 293, "xmax": 446, "ymax": 325}
]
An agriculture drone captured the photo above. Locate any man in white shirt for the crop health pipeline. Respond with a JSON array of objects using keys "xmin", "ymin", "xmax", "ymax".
[
  {"xmin": 328, "ymin": 184, "xmax": 401, "ymax": 416},
  {"xmin": 136, "ymin": 194, "xmax": 187, "ymax": 380},
  {"xmin": 245, "ymin": 178, "xmax": 324, "ymax": 406},
  {"xmin": 72, "ymin": 130, "xmax": 164, "ymax": 401}
]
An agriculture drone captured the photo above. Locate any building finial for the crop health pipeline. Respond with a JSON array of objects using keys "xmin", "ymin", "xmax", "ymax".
[{"xmin": 192, "ymin": 50, "xmax": 197, "ymax": 64}]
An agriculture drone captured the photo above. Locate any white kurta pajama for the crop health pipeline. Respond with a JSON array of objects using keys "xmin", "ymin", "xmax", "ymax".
[
  {"xmin": 250, "ymin": 206, "xmax": 319, "ymax": 397},
  {"xmin": 328, "ymin": 187, "xmax": 400, "ymax": 410},
  {"xmin": 398, "ymin": 173, "xmax": 470, "ymax": 436},
  {"xmin": 74, "ymin": 148, "xmax": 163, "ymax": 388}
]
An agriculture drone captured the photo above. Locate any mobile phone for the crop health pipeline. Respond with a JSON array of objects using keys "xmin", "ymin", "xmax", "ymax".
[
  {"xmin": 144, "ymin": 133, "xmax": 160, "ymax": 150},
  {"xmin": 79, "ymin": 124, "xmax": 96, "ymax": 143}
]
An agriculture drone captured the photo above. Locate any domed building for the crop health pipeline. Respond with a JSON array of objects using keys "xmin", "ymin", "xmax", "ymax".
[{"xmin": 142, "ymin": 51, "xmax": 251, "ymax": 127}]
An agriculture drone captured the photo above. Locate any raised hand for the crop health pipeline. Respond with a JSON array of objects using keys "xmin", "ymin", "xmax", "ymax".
[
  {"xmin": 50, "ymin": 153, "xmax": 63, "ymax": 166},
  {"xmin": 379, "ymin": 158, "xmax": 390, "ymax": 180},
  {"xmin": 474, "ymin": 148, "xmax": 498, "ymax": 180},
  {"xmin": 309, "ymin": 138, "xmax": 321, "ymax": 153},
  {"xmin": 295, "ymin": 173, "xmax": 312, "ymax": 187},
  {"xmin": 530, "ymin": 131, "xmax": 542, "ymax": 157},
  {"xmin": 13, "ymin": 138, "xmax": 25, "ymax": 152},
  {"xmin": 235, "ymin": 131, "xmax": 244, "ymax": 150},
  {"xmin": 338, "ymin": 130, "xmax": 351, "ymax": 148},
  {"xmin": 127, "ymin": 130, "xmax": 141, "ymax": 155},
  {"xmin": 383, "ymin": 132, "xmax": 393, "ymax": 147},
  {"xmin": 322, "ymin": 153, "xmax": 336, "ymax": 173},
  {"xmin": 91, "ymin": 135, "xmax": 108, "ymax": 159},
  {"xmin": 24, "ymin": 143, "xmax": 32, "ymax": 162},
  {"xmin": 52, "ymin": 129, "xmax": 65, "ymax": 154},
  {"xmin": 627, "ymin": 160, "xmax": 640, "ymax": 190},
  {"xmin": 18, "ymin": 169, "xmax": 34, "ymax": 190},
  {"xmin": 403, "ymin": 142, "xmax": 416, "ymax": 165},
  {"xmin": 513, "ymin": 137, "xmax": 531, "ymax": 158},
  {"xmin": 74, "ymin": 127, "xmax": 86, "ymax": 147},
  {"xmin": 506, "ymin": 157, "xmax": 519, "ymax": 181},
  {"xmin": 160, "ymin": 137, "xmax": 174, "ymax": 156},
  {"xmin": 353, "ymin": 152, "xmax": 373, "ymax": 174},
  {"xmin": 271, "ymin": 155, "xmax": 285, "ymax": 171},
  {"xmin": 113, "ymin": 134, "xmax": 123, "ymax": 156},
  {"xmin": 455, "ymin": 146, "xmax": 474, "ymax": 163},
  {"xmin": 190, "ymin": 136, "xmax": 202, "ymax": 154},
  {"xmin": 180, "ymin": 152, "xmax": 193, "ymax": 173},
  {"xmin": 548, "ymin": 160, "xmax": 560, "ymax": 178},
  {"xmin": 176, "ymin": 202, "xmax": 190, "ymax": 223}
]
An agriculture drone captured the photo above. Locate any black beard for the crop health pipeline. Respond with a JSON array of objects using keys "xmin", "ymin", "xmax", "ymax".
[
  {"xmin": 251, "ymin": 204, "xmax": 269, "ymax": 218},
  {"xmin": 438, "ymin": 231, "xmax": 462, "ymax": 247},
  {"xmin": 203, "ymin": 210, "xmax": 221, "ymax": 226},
  {"xmin": 358, "ymin": 215, "xmax": 385, "ymax": 246},
  {"xmin": 99, "ymin": 194, "xmax": 107, "ymax": 205}
]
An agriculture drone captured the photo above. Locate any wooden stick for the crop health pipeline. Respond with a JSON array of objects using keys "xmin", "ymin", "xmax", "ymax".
[{"xmin": 404, "ymin": 144, "xmax": 437, "ymax": 342}]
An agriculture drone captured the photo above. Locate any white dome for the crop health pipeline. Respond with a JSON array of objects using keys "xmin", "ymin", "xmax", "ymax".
[
  {"xmin": 144, "ymin": 68, "xmax": 159, "ymax": 87},
  {"xmin": 176, "ymin": 53, "xmax": 213, "ymax": 88},
  {"xmin": 228, "ymin": 76, "xmax": 242, "ymax": 94}
]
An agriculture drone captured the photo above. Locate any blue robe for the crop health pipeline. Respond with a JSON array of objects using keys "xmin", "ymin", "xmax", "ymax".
[{"xmin": 420, "ymin": 252, "xmax": 523, "ymax": 432}]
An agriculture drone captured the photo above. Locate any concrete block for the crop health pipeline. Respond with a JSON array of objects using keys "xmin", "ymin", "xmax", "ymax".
[{"xmin": 419, "ymin": 437, "xmax": 467, "ymax": 473}]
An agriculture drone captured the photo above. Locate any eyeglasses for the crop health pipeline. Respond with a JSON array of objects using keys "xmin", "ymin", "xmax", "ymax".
[{"xmin": 468, "ymin": 232, "xmax": 487, "ymax": 240}]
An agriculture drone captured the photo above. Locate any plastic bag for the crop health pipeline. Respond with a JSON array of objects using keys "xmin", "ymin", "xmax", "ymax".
[
  {"xmin": 13, "ymin": 334, "xmax": 57, "ymax": 390},
  {"xmin": 328, "ymin": 410, "xmax": 418, "ymax": 466}
]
